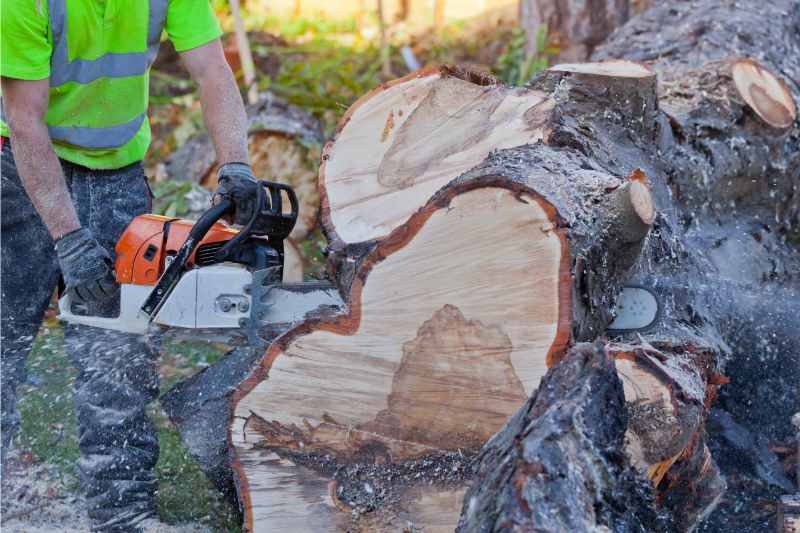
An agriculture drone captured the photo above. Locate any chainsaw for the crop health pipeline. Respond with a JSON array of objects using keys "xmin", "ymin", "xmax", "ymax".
[
  {"xmin": 58, "ymin": 180, "xmax": 342, "ymax": 347},
  {"xmin": 59, "ymin": 180, "xmax": 659, "ymax": 343}
]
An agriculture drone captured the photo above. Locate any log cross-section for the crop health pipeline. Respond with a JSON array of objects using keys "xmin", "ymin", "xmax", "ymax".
[
  {"xmin": 319, "ymin": 65, "xmax": 555, "ymax": 246},
  {"xmin": 229, "ymin": 179, "xmax": 572, "ymax": 532}
]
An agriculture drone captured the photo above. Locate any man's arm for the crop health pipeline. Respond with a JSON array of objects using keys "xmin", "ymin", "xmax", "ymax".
[
  {"xmin": 2, "ymin": 76, "xmax": 117, "ymax": 304},
  {"xmin": 179, "ymin": 39, "xmax": 249, "ymax": 165},
  {"xmin": 1, "ymin": 76, "xmax": 80, "ymax": 239}
]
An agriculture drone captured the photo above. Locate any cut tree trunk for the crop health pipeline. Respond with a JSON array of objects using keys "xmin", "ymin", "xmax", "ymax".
[
  {"xmin": 158, "ymin": 0, "xmax": 800, "ymax": 529},
  {"xmin": 232, "ymin": 59, "xmax": 734, "ymax": 530},
  {"xmin": 230, "ymin": 179, "xmax": 572, "ymax": 532}
]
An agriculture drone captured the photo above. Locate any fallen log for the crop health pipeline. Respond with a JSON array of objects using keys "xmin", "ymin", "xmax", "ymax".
[
  {"xmin": 230, "ymin": 163, "xmax": 721, "ymax": 530},
  {"xmin": 458, "ymin": 342, "xmax": 669, "ymax": 533},
  {"xmin": 230, "ymin": 179, "xmax": 572, "ymax": 531},
  {"xmin": 222, "ymin": 61, "xmax": 730, "ymax": 530}
]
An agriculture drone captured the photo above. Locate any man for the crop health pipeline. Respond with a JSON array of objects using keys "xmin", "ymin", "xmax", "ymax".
[{"xmin": 1, "ymin": 0, "xmax": 258, "ymax": 530}]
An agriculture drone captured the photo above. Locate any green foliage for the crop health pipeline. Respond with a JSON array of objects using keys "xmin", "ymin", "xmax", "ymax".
[
  {"xmin": 257, "ymin": 39, "xmax": 383, "ymax": 134},
  {"xmin": 493, "ymin": 25, "xmax": 554, "ymax": 86}
]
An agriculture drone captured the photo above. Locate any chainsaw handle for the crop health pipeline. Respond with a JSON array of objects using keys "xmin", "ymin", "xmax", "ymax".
[
  {"xmin": 140, "ymin": 197, "xmax": 233, "ymax": 318},
  {"xmin": 263, "ymin": 180, "xmax": 298, "ymax": 221},
  {"xmin": 255, "ymin": 180, "xmax": 298, "ymax": 240}
]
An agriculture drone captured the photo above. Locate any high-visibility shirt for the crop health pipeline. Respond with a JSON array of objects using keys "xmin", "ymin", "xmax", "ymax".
[{"xmin": 0, "ymin": 0, "xmax": 222, "ymax": 170}]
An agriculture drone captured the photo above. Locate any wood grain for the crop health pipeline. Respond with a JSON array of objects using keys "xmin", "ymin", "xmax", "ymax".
[
  {"xmin": 320, "ymin": 65, "xmax": 554, "ymax": 245},
  {"xmin": 230, "ymin": 180, "xmax": 571, "ymax": 531}
]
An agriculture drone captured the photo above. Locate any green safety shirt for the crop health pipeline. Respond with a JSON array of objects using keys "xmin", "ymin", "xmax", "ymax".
[{"xmin": 1, "ymin": 0, "xmax": 222, "ymax": 169}]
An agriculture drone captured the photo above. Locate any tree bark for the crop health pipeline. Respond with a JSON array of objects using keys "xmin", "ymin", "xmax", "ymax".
[{"xmin": 458, "ymin": 342, "xmax": 670, "ymax": 533}]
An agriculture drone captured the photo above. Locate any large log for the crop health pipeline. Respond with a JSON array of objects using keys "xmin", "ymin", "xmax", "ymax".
[
  {"xmin": 231, "ymin": 77, "xmax": 726, "ymax": 527},
  {"xmin": 227, "ymin": 60, "xmax": 730, "ymax": 530},
  {"xmin": 230, "ymin": 179, "xmax": 572, "ymax": 531},
  {"xmin": 458, "ymin": 342, "xmax": 670, "ymax": 533},
  {"xmin": 158, "ymin": 0, "xmax": 800, "ymax": 529}
]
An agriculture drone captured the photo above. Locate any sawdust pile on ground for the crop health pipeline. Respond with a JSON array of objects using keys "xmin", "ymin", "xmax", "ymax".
[
  {"xmin": 1, "ymin": 451, "xmax": 91, "ymax": 532},
  {"xmin": 0, "ymin": 451, "xmax": 209, "ymax": 533}
]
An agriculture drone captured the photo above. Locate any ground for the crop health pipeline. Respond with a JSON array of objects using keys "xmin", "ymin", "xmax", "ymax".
[{"xmin": 1, "ymin": 317, "xmax": 241, "ymax": 533}]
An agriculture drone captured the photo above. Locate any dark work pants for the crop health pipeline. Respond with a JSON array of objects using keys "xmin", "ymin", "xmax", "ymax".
[{"xmin": 0, "ymin": 140, "xmax": 160, "ymax": 532}]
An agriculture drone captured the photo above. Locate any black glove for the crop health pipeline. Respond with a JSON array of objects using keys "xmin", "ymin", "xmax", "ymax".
[
  {"xmin": 214, "ymin": 162, "xmax": 259, "ymax": 226},
  {"xmin": 55, "ymin": 227, "xmax": 119, "ymax": 306}
]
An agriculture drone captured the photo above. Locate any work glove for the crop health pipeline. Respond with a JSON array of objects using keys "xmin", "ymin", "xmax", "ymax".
[
  {"xmin": 214, "ymin": 162, "xmax": 259, "ymax": 226},
  {"xmin": 55, "ymin": 227, "xmax": 119, "ymax": 306}
]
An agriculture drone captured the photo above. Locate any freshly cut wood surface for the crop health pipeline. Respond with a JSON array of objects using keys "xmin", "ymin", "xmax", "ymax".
[
  {"xmin": 320, "ymin": 65, "xmax": 554, "ymax": 245},
  {"xmin": 230, "ymin": 181, "xmax": 571, "ymax": 532},
  {"xmin": 611, "ymin": 343, "xmax": 712, "ymax": 484},
  {"xmin": 731, "ymin": 58, "xmax": 797, "ymax": 129},
  {"xmin": 549, "ymin": 59, "xmax": 654, "ymax": 78}
]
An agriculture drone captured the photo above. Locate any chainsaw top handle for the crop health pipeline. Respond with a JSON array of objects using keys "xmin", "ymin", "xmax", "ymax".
[
  {"xmin": 255, "ymin": 180, "xmax": 298, "ymax": 240},
  {"xmin": 215, "ymin": 180, "xmax": 298, "ymax": 261}
]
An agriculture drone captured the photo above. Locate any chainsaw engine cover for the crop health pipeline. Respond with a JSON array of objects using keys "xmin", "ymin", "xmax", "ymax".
[{"xmin": 115, "ymin": 214, "xmax": 239, "ymax": 286}]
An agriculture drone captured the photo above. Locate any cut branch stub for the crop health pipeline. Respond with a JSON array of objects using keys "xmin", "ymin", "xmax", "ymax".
[
  {"xmin": 319, "ymin": 65, "xmax": 555, "ymax": 246},
  {"xmin": 533, "ymin": 60, "xmax": 659, "ymax": 138},
  {"xmin": 609, "ymin": 340, "xmax": 726, "ymax": 529},
  {"xmin": 230, "ymin": 180, "xmax": 571, "ymax": 532},
  {"xmin": 548, "ymin": 59, "xmax": 654, "ymax": 78},
  {"xmin": 731, "ymin": 58, "xmax": 797, "ymax": 129}
]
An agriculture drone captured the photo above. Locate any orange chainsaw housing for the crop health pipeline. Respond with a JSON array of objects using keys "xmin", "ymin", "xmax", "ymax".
[{"xmin": 115, "ymin": 214, "xmax": 239, "ymax": 286}]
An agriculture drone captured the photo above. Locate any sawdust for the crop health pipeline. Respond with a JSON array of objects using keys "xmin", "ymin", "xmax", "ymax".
[
  {"xmin": 0, "ymin": 451, "xmax": 211, "ymax": 532},
  {"xmin": 272, "ymin": 447, "xmax": 477, "ymax": 517},
  {"xmin": 1, "ymin": 451, "xmax": 92, "ymax": 532}
]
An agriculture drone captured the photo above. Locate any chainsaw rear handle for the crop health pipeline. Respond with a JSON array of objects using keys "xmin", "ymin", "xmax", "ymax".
[{"xmin": 254, "ymin": 180, "xmax": 299, "ymax": 240}]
